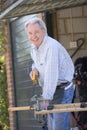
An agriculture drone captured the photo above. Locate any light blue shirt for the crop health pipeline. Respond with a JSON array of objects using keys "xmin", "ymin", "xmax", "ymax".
[{"xmin": 30, "ymin": 35, "xmax": 74, "ymax": 100}]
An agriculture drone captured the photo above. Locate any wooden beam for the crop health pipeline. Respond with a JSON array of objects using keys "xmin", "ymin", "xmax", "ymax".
[
  {"xmin": 8, "ymin": 102, "xmax": 87, "ymax": 114},
  {"xmin": 36, "ymin": 102, "xmax": 87, "ymax": 115},
  {"xmin": 8, "ymin": 106, "xmax": 35, "ymax": 112},
  {"xmin": 0, "ymin": 0, "xmax": 24, "ymax": 19}
]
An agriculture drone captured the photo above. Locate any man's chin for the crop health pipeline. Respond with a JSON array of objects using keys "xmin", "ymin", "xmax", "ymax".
[{"xmin": 33, "ymin": 42, "xmax": 41, "ymax": 47}]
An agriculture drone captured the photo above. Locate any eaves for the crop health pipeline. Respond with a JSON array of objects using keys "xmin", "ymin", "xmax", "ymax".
[{"xmin": 0, "ymin": 0, "xmax": 87, "ymax": 19}]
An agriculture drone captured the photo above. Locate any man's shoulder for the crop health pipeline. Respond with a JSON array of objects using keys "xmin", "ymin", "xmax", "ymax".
[
  {"xmin": 47, "ymin": 36, "xmax": 61, "ymax": 48},
  {"xmin": 47, "ymin": 36, "xmax": 57, "ymax": 42}
]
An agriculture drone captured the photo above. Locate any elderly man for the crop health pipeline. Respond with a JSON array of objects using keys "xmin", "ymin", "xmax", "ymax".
[{"xmin": 25, "ymin": 17, "xmax": 74, "ymax": 130}]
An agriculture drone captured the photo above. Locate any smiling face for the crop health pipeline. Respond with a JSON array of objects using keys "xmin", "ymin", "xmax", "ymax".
[{"xmin": 26, "ymin": 23, "xmax": 46, "ymax": 48}]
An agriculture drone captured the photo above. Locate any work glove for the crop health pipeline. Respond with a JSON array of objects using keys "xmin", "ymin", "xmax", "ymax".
[{"xmin": 40, "ymin": 100, "xmax": 49, "ymax": 110}]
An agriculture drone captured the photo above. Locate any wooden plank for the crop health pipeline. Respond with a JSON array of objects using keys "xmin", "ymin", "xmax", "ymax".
[
  {"xmin": 36, "ymin": 102, "xmax": 87, "ymax": 115},
  {"xmin": 53, "ymin": 102, "xmax": 86, "ymax": 108},
  {"xmin": 35, "ymin": 107, "xmax": 87, "ymax": 115},
  {"xmin": 8, "ymin": 106, "xmax": 35, "ymax": 111},
  {"xmin": 8, "ymin": 102, "xmax": 87, "ymax": 113}
]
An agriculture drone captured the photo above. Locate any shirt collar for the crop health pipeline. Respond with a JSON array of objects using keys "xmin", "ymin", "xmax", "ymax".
[{"xmin": 38, "ymin": 35, "xmax": 47, "ymax": 51}]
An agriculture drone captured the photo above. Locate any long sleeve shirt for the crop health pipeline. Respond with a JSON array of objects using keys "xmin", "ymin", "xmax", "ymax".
[{"xmin": 30, "ymin": 35, "xmax": 74, "ymax": 100}]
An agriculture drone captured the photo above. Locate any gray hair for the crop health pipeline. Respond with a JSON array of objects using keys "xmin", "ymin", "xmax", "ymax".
[{"xmin": 25, "ymin": 17, "xmax": 47, "ymax": 32}]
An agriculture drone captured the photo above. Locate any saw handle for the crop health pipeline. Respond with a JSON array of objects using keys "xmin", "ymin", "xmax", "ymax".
[{"xmin": 31, "ymin": 69, "xmax": 38, "ymax": 85}]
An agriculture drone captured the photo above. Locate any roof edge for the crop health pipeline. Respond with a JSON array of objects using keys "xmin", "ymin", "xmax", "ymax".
[{"xmin": 0, "ymin": 0, "xmax": 25, "ymax": 19}]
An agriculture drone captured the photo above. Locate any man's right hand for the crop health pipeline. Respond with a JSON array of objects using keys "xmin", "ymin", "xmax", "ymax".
[
  {"xmin": 29, "ymin": 69, "xmax": 39, "ymax": 84},
  {"xmin": 39, "ymin": 100, "xmax": 49, "ymax": 110}
]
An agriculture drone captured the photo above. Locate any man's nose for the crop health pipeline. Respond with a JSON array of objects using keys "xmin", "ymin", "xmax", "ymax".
[{"xmin": 32, "ymin": 34, "xmax": 36, "ymax": 39}]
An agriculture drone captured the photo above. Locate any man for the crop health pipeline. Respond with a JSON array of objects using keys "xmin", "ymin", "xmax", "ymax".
[{"xmin": 25, "ymin": 17, "xmax": 74, "ymax": 130}]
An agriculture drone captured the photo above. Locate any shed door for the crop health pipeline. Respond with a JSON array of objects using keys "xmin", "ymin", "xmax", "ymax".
[{"xmin": 10, "ymin": 15, "xmax": 42, "ymax": 130}]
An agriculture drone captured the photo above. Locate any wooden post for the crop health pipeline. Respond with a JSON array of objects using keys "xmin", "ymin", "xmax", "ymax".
[{"xmin": 4, "ymin": 20, "xmax": 16, "ymax": 130}]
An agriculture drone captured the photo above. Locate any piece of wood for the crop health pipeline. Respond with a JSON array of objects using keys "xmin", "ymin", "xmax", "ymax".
[
  {"xmin": 53, "ymin": 102, "xmax": 87, "ymax": 108},
  {"xmin": 36, "ymin": 102, "xmax": 87, "ymax": 115},
  {"xmin": 8, "ymin": 102, "xmax": 87, "ymax": 114},
  {"xmin": 8, "ymin": 106, "xmax": 35, "ymax": 112}
]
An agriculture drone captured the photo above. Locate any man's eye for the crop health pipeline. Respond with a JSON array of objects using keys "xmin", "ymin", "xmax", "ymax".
[{"xmin": 29, "ymin": 32, "xmax": 32, "ymax": 35}]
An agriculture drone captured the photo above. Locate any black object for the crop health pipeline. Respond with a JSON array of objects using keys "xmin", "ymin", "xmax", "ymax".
[
  {"xmin": 72, "ymin": 57, "xmax": 87, "ymax": 130},
  {"xmin": 74, "ymin": 57, "xmax": 87, "ymax": 102},
  {"xmin": 47, "ymin": 105, "xmax": 54, "ymax": 110},
  {"xmin": 74, "ymin": 57, "xmax": 87, "ymax": 81},
  {"xmin": 80, "ymin": 103, "xmax": 87, "ymax": 108},
  {"xmin": 71, "ymin": 38, "xmax": 85, "ymax": 58}
]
